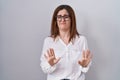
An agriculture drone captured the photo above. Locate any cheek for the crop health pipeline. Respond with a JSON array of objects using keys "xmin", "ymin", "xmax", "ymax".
[
  {"xmin": 66, "ymin": 22, "xmax": 71, "ymax": 28},
  {"xmin": 67, "ymin": 22, "xmax": 71, "ymax": 26}
]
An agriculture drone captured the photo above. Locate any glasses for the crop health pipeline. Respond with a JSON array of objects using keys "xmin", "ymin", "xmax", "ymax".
[{"xmin": 56, "ymin": 15, "xmax": 70, "ymax": 21}]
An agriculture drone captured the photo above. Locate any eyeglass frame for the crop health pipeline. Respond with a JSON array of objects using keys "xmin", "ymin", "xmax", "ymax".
[{"xmin": 56, "ymin": 15, "xmax": 70, "ymax": 21}]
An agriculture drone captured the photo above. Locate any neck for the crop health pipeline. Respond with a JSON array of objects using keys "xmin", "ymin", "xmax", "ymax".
[
  {"xmin": 59, "ymin": 30, "xmax": 70, "ymax": 45},
  {"xmin": 59, "ymin": 30, "xmax": 70, "ymax": 39}
]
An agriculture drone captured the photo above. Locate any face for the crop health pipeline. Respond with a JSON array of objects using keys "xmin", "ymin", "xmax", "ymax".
[{"xmin": 56, "ymin": 9, "xmax": 71, "ymax": 32}]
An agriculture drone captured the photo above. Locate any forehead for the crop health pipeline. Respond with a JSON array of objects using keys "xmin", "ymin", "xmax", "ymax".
[{"xmin": 57, "ymin": 9, "xmax": 69, "ymax": 15}]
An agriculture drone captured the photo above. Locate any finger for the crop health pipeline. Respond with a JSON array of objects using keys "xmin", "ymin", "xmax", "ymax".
[
  {"xmin": 49, "ymin": 48, "xmax": 53, "ymax": 56},
  {"xmin": 78, "ymin": 60, "xmax": 82, "ymax": 66},
  {"xmin": 51, "ymin": 48, "xmax": 56, "ymax": 57},
  {"xmin": 54, "ymin": 57, "xmax": 61, "ymax": 64},
  {"xmin": 87, "ymin": 50, "xmax": 92, "ymax": 60},
  {"xmin": 78, "ymin": 60, "xmax": 80, "ymax": 64},
  {"xmin": 82, "ymin": 50, "xmax": 85, "ymax": 58},
  {"xmin": 47, "ymin": 49, "xmax": 51, "ymax": 57},
  {"xmin": 86, "ymin": 49, "xmax": 90, "ymax": 58},
  {"xmin": 85, "ymin": 58, "xmax": 91, "ymax": 67},
  {"xmin": 82, "ymin": 50, "xmax": 85, "ymax": 59},
  {"xmin": 50, "ymin": 48, "xmax": 54, "ymax": 56},
  {"xmin": 89, "ymin": 52, "xmax": 93, "ymax": 59},
  {"xmin": 85, "ymin": 53, "xmax": 92, "ymax": 65}
]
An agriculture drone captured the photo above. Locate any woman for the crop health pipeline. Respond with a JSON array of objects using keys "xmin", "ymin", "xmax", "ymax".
[{"xmin": 40, "ymin": 5, "xmax": 92, "ymax": 80}]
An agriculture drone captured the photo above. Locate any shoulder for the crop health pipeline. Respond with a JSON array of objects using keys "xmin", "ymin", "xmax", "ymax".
[
  {"xmin": 44, "ymin": 36, "xmax": 54, "ymax": 43},
  {"xmin": 73, "ymin": 35, "xmax": 88, "ymax": 45},
  {"xmin": 75, "ymin": 35, "xmax": 88, "ymax": 49},
  {"xmin": 77, "ymin": 35, "xmax": 87, "ymax": 42}
]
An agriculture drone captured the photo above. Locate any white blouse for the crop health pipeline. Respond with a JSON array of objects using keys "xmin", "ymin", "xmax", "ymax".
[{"xmin": 40, "ymin": 35, "xmax": 91, "ymax": 80}]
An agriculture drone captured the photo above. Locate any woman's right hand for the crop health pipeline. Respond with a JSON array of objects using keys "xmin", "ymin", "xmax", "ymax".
[{"xmin": 44, "ymin": 48, "xmax": 60, "ymax": 66}]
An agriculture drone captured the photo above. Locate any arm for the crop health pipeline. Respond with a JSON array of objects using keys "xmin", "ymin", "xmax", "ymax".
[
  {"xmin": 79, "ymin": 60, "xmax": 92, "ymax": 73},
  {"xmin": 78, "ymin": 36, "xmax": 92, "ymax": 73},
  {"xmin": 40, "ymin": 38, "xmax": 56, "ymax": 74}
]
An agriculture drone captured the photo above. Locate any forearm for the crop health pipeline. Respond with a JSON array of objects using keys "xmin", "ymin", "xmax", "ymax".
[
  {"xmin": 40, "ymin": 60, "xmax": 56, "ymax": 74},
  {"xmin": 80, "ymin": 61, "xmax": 92, "ymax": 73}
]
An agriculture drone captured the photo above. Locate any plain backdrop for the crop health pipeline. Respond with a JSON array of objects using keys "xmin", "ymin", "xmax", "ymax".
[{"xmin": 0, "ymin": 0, "xmax": 120, "ymax": 80}]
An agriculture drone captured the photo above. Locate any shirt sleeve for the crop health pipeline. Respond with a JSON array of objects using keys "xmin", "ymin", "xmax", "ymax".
[
  {"xmin": 80, "ymin": 61, "xmax": 92, "ymax": 73},
  {"xmin": 80, "ymin": 36, "xmax": 92, "ymax": 73},
  {"xmin": 40, "ymin": 37, "xmax": 56, "ymax": 74}
]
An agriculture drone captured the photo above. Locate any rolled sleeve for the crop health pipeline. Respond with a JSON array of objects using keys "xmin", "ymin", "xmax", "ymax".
[
  {"xmin": 80, "ymin": 61, "xmax": 92, "ymax": 73},
  {"xmin": 40, "ymin": 60, "xmax": 56, "ymax": 74},
  {"xmin": 40, "ymin": 37, "xmax": 56, "ymax": 74}
]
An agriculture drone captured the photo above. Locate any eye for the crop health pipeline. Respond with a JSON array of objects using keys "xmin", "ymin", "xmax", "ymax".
[
  {"xmin": 56, "ymin": 14, "xmax": 70, "ymax": 21},
  {"xmin": 57, "ymin": 15, "xmax": 62, "ymax": 18},
  {"xmin": 64, "ymin": 15, "xmax": 69, "ymax": 18}
]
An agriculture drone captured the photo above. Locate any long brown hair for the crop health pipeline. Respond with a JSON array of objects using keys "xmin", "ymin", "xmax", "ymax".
[{"xmin": 51, "ymin": 5, "xmax": 79, "ymax": 42}]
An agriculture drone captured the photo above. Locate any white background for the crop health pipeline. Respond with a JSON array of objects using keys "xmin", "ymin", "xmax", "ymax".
[{"xmin": 0, "ymin": 0, "xmax": 120, "ymax": 80}]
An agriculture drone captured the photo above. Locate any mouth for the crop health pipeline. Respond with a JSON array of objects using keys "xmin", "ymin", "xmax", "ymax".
[{"xmin": 60, "ymin": 23, "xmax": 66, "ymax": 25}]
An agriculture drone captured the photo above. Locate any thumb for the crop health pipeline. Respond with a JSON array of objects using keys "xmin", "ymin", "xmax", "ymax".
[
  {"xmin": 78, "ymin": 60, "xmax": 82, "ymax": 65},
  {"xmin": 54, "ymin": 57, "xmax": 61, "ymax": 64}
]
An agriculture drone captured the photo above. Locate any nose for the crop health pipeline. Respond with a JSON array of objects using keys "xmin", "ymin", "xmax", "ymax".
[{"xmin": 61, "ymin": 17, "xmax": 65, "ymax": 22}]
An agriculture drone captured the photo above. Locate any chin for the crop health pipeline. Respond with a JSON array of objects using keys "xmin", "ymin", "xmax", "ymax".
[
  {"xmin": 60, "ymin": 28, "xmax": 69, "ymax": 31},
  {"xmin": 59, "ymin": 25, "xmax": 70, "ymax": 30}
]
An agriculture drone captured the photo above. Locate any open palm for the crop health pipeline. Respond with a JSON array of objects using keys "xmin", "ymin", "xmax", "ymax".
[
  {"xmin": 78, "ymin": 49, "xmax": 92, "ymax": 67},
  {"xmin": 44, "ymin": 48, "xmax": 60, "ymax": 66}
]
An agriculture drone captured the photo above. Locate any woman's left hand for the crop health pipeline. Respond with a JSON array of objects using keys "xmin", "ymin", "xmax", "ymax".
[{"xmin": 78, "ymin": 49, "xmax": 92, "ymax": 67}]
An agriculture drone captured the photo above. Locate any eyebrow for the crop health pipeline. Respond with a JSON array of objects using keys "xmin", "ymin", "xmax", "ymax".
[{"xmin": 57, "ymin": 14, "xmax": 69, "ymax": 16}]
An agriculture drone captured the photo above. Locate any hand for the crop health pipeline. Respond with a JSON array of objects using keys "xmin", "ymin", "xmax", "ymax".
[
  {"xmin": 44, "ymin": 48, "xmax": 60, "ymax": 66},
  {"xmin": 78, "ymin": 49, "xmax": 92, "ymax": 67}
]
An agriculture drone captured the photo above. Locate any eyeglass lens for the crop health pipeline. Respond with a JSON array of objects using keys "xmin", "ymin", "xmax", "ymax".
[{"xmin": 56, "ymin": 15, "xmax": 70, "ymax": 21}]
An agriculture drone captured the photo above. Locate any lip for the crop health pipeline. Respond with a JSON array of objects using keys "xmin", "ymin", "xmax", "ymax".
[{"xmin": 60, "ymin": 22, "xmax": 66, "ymax": 24}]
